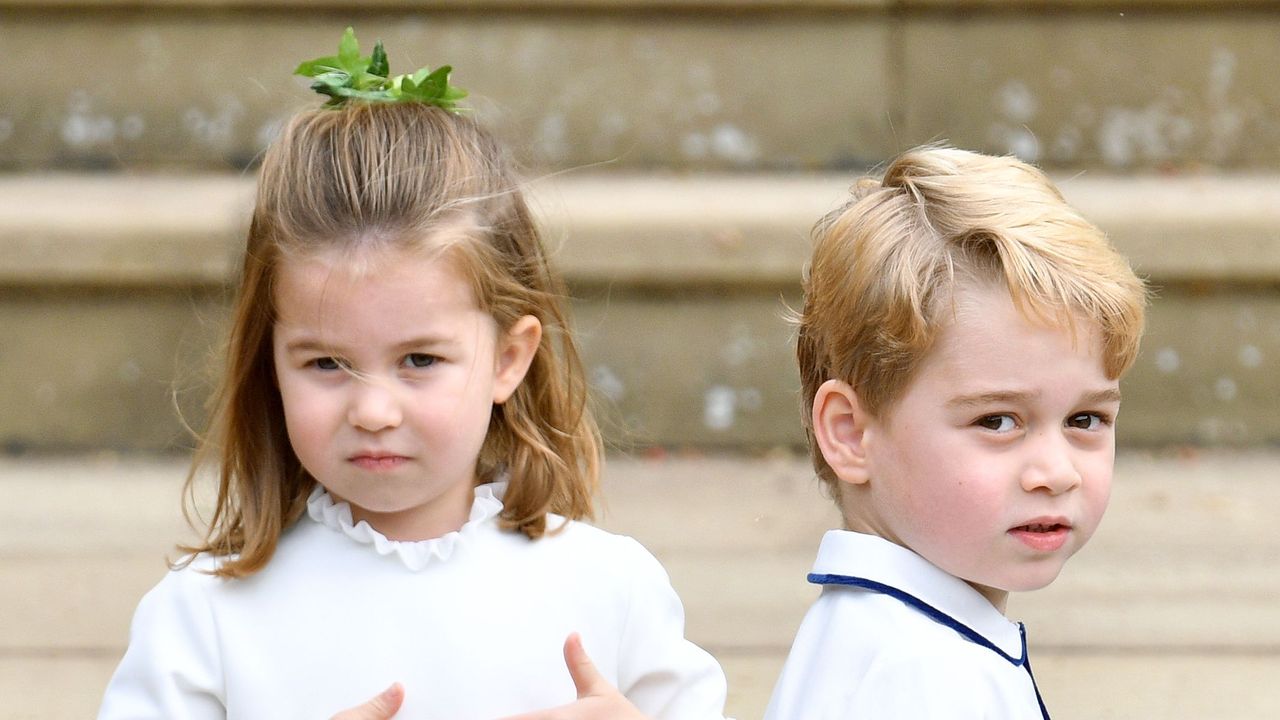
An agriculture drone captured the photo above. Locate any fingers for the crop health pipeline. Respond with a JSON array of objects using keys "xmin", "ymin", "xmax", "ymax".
[
  {"xmin": 562, "ymin": 633, "xmax": 607, "ymax": 699},
  {"xmin": 330, "ymin": 682, "xmax": 404, "ymax": 720},
  {"xmin": 493, "ymin": 637, "xmax": 650, "ymax": 720}
]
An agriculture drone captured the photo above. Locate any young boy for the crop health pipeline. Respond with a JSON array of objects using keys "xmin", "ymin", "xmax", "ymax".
[
  {"xmin": 337, "ymin": 146, "xmax": 1146, "ymax": 720},
  {"xmin": 764, "ymin": 145, "xmax": 1146, "ymax": 719}
]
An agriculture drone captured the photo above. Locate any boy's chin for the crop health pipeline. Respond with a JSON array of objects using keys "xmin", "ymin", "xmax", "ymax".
[
  {"xmin": 999, "ymin": 566, "xmax": 1070, "ymax": 595},
  {"xmin": 970, "ymin": 562, "xmax": 1073, "ymax": 599}
]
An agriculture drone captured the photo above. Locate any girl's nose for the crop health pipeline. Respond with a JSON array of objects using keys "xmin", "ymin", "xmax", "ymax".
[
  {"xmin": 1020, "ymin": 431, "xmax": 1083, "ymax": 495},
  {"xmin": 347, "ymin": 379, "xmax": 402, "ymax": 432}
]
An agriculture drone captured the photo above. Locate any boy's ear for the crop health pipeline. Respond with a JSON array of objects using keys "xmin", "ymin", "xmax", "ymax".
[
  {"xmin": 812, "ymin": 379, "xmax": 872, "ymax": 486},
  {"xmin": 492, "ymin": 315, "xmax": 542, "ymax": 404}
]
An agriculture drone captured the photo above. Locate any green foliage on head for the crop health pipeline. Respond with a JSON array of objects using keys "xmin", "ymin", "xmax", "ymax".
[{"xmin": 294, "ymin": 27, "xmax": 468, "ymax": 112}]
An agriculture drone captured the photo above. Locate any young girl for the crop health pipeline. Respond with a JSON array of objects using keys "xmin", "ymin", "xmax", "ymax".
[{"xmin": 98, "ymin": 31, "xmax": 726, "ymax": 720}]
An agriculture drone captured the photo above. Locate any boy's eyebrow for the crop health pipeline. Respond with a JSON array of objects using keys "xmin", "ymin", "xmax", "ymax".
[
  {"xmin": 946, "ymin": 388, "xmax": 1123, "ymax": 409},
  {"xmin": 1081, "ymin": 387, "xmax": 1123, "ymax": 405},
  {"xmin": 946, "ymin": 390, "xmax": 1038, "ymax": 409}
]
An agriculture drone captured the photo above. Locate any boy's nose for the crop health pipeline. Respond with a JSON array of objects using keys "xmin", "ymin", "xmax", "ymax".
[
  {"xmin": 347, "ymin": 379, "xmax": 403, "ymax": 432},
  {"xmin": 1020, "ymin": 431, "xmax": 1082, "ymax": 495}
]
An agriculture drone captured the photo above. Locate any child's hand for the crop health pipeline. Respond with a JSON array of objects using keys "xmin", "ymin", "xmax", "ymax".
[
  {"xmin": 329, "ymin": 682, "xmax": 405, "ymax": 720},
  {"xmin": 324, "ymin": 634, "xmax": 650, "ymax": 720},
  {"xmin": 498, "ymin": 633, "xmax": 651, "ymax": 720}
]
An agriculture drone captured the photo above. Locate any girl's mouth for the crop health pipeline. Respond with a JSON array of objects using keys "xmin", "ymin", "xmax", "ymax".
[{"xmin": 350, "ymin": 454, "xmax": 409, "ymax": 471}]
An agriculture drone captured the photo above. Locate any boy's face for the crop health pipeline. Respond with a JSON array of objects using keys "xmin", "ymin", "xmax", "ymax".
[{"xmin": 851, "ymin": 283, "xmax": 1119, "ymax": 609}]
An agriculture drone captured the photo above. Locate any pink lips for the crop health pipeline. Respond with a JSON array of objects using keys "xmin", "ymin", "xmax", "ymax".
[
  {"xmin": 1008, "ymin": 518, "xmax": 1071, "ymax": 552},
  {"xmin": 349, "ymin": 454, "xmax": 409, "ymax": 471}
]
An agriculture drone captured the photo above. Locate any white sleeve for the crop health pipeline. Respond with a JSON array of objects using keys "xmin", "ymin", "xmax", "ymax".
[
  {"xmin": 614, "ymin": 538, "xmax": 728, "ymax": 720},
  {"xmin": 97, "ymin": 567, "xmax": 226, "ymax": 720}
]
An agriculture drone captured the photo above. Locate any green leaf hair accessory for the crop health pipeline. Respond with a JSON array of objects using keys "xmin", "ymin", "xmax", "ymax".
[{"xmin": 293, "ymin": 27, "xmax": 468, "ymax": 112}]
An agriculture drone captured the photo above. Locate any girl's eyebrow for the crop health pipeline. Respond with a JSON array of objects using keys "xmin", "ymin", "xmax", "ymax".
[
  {"xmin": 392, "ymin": 336, "xmax": 452, "ymax": 352},
  {"xmin": 282, "ymin": 337, "xmax": 333, "ymax": 355},
  {"xmin": 283, "ymin": 336, "xmax": 453, "ymax": 354}
]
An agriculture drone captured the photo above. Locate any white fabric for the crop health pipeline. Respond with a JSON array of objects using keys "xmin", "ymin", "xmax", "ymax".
[
  {"xmin": 99, "ymin": 482, "xmax": 727, "ymax": 720},
  {"xmin": 765, "ymin": 530, "xmax": 1046, "ymax": 720}
]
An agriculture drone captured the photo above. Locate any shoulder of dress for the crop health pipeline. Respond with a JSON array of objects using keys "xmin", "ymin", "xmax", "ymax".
[
  {"xmin": 516, "ymin": 518, "xmax": 669, "ymax": 579},
  {"xmin": 541, "ymin": 517, "xmax": 655, "ymax": 555},
  {"xmin": 144, "ymin": 553, "xmax": 242, "ymax": 600}
]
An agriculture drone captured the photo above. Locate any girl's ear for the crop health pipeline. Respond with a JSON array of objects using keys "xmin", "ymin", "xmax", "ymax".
[
  {"xmin": 492, "ymin": 315, "xmax": 542, "ymax": 404},
  {"xmin": 812, "ymin": 379, "xmax": 872, "ymax": 486}
]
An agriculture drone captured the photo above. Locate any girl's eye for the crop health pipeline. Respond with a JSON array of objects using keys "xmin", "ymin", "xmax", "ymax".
[
  {"xmin": 1067, "ymin": 412, "xmax": 1107, "ymax": 430},
  {"xmin": 403, "ymin": 353, "xmax": 437, "ymax": 369},
  {"xmin": 976, "ymin": 414, "xmax": 1016, "ymax": 432},
  {"xmin": 311, "ymin": 357, "xmax": 344, "ymax": 371}
]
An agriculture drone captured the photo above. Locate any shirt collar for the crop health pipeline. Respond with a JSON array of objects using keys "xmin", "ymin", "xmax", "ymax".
[{"xmin": 808, "ymin": 529, "xmax": 1026, "ymax": 661}]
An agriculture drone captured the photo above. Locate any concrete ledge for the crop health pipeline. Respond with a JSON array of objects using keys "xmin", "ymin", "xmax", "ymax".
[
  {"xmin": 3, "ymin": 172, "xmax": 1279, "ymax": 286},
  {"xmin": 0, "ymin": 0, "xmax": 1272, "ymax": 9},
  {"xmin": 4, "ymin": 450, "xmax": 1278, "ymax": 720},
  {"xmin": 5, "ymin": 172, "xmax": 1277, "ymax": 450},
  {"xmin": 0, "ymin": 0, "xmax": 890, "ymax": 7},
  {"xmin": 8, "ymin": 7, "xmax": 1280, "ymax": 171}
]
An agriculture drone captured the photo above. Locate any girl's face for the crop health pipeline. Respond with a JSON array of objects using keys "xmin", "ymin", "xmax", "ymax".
[{"xmin": 272, "ymin": 246, "xmax": 538, "ymax": 541}]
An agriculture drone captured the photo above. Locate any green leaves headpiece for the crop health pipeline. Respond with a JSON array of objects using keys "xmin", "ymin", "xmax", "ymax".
[{"xmin": 294, "ymin": 27, "xmax": 467, "ymax": 112}]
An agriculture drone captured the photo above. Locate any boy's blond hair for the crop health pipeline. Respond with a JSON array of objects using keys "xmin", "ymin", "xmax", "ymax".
[{"xmin": 796, "ymin": 146, "xmax": 1147, "ymax": 490}]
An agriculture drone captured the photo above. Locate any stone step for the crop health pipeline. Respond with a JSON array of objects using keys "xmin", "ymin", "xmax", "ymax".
[
  {"xmin": 3, "ymin": 450, "xmax": 1278, "ymax": 720},
  {"xmin": 4, "ymin": 1, "xmax": 1280, "ymax": 171},
  {"xmin": 3, "ymin": 171, "xmax": 1279, "ymax": 451}
]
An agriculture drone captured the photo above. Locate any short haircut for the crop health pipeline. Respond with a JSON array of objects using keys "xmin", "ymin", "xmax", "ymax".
[{"xmin": 796, "ymin": 146, "xmax": 1147, "ymax": 489}]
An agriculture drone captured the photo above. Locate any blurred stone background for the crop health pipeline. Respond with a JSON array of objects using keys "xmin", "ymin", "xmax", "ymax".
[{"xmin": 1, "ymin": 1, "xmax": 1277, "ymax": 718}]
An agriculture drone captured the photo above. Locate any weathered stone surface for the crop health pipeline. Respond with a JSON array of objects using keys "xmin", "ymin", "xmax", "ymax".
[
  {"xmin": 3, "ymin": 261, "xmax": 1278, "ymax": 451},
  {"xmin": 7, "ymin": 3, "xmax": 1280, "ymax": 171},
  {"xmin": 2, "ymin": 173, "xmax": 1278, "ymax": 450},
  {"xmin": 6, "ymin": 173, "xmax": 1280, "ymax": 287},
  {"xmin": 0, "ymin": 0, "xmax": 891, "ymax": 6},
  {"xmin": 3, "ymin": 451, "xmax": 1278, "ymax": 720},
  {"xmin": 0, "ymin": 175, "xmax": 250, "ymax": 286},
  {"xmin": 0, "ymin": 12, "xmax": 892, "ymax": 171},
  {"xmin": 0, "ymin": 288, "xmax": 227, "ymax": 452},
  {"xmin": 902, "ymin": 14, "xmax": 1280, "ymax": 170},
  {"xmin": 1122, "ymin": 292, "xmax": 1280, "ymax": 445}
]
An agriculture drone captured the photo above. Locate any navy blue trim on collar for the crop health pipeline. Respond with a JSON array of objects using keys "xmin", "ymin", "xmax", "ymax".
[{"xmin": 809, "ymin": 572, "xmax": 1051, "ymax": 720}]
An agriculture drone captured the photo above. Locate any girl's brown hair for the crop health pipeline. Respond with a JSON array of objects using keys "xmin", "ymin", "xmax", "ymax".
[{"xmin": 179, "ymin": 102, "xmax": 600, "ymax": 578}]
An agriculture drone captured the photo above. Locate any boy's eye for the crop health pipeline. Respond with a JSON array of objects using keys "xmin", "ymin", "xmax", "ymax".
[
  {"xmin": 1067, "ymin": 412, "xmax": 1107, "ymax": 430},
  {"xmin": 976, "ymin": 414, "xmax": 1016, "ymax": 432},
  {"xmin": 403, "ymin": 353, "xmax": 437, "ymax": 369}
]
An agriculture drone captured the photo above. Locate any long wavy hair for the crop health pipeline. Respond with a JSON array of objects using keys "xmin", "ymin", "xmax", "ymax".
[{"xmin": 178, "ymin": 102, "xmax": 600, "ymax": 578}]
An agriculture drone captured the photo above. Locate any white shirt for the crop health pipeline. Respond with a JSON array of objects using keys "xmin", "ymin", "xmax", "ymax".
[
  {"xmin": 99, "ymin": 483, "xmax": 727, "ymax": 720},
  {"xmin": 765, "ymin": 530, "xmax": 1050, "ymax": 720}
]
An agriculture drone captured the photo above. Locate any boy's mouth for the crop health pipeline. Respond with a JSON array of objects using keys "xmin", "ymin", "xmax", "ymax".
[
  {"xmin": 1012, "ymin": 522, "xmax": 1069, "ymax": 533},
  {"xmin": 1008, "ymin": 519, "xmax": 1071, "ymax": 551}
]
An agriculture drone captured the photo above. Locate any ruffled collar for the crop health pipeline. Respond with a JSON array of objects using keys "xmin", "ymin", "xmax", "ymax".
[{"xmin": 305, "ymin": 482, "xmax": 506, "ymax": 571}]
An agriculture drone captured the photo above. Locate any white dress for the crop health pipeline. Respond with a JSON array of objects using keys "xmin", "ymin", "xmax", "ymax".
[
  {"xmin": 765, "ymin": 530, "xmax": 1050, "ymax": 720},
  {"xmin": 98, "ymin": 482, "xmax": 727, "ymax": 720}
]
